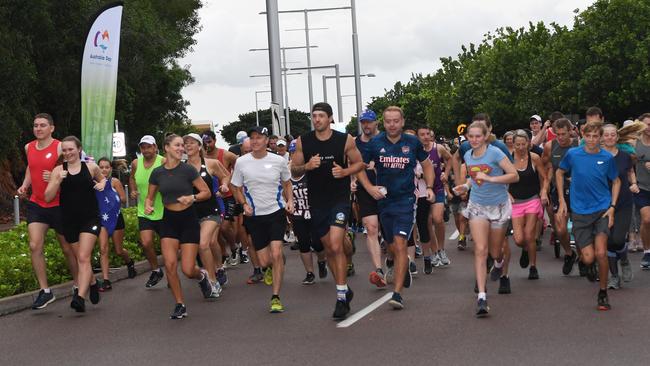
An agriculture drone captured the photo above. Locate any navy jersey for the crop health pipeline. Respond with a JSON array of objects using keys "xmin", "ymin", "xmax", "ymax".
[
  {"xmin": 355, "ymin": 135, "xmax": 376, "ymax": 184},
  {"xmin": 363, "ymin": 132, "xmax": 428, "ymax": 207}
]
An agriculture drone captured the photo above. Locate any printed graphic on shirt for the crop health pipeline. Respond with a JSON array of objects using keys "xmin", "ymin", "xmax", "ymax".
[{"xmin": 468, "ymin": 164, "xmax": 492, "ymax": 186}]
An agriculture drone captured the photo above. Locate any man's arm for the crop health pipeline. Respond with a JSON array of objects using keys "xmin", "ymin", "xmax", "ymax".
[
  {"xmin": 129, "ymin": 159, "xmax": 138, "ymax": 199},
  {"xmin": 451, "ymin": 150, "xmax": 462, "ymax": 187},
  {"xmin": 421, "ymin": 158, "xmax": 435, "ymax": 201},
  {"xmin": 439, "ymin": 144, "xmax": 452, "ymax": 183}
]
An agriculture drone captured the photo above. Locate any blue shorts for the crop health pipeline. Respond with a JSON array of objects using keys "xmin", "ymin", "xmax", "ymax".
[
  {"xmin": 434, "ymin": 190, "xmax": 446, "ymax": 204},
  {"xmin": 379, "ymin": 203, "xmax": 416, "ymax": 244},
  {"xmin": 634, "ymin": 189, "xmax": 650, "ymax": 209},
  {"xmin": 310, "ymin": 201, "xmax": 351, "ymax": 240}
]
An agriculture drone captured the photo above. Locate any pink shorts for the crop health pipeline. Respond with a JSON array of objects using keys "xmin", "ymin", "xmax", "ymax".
[{"xmin": 511, "ymin": 197, "xmax": 543, "ymax": 219}]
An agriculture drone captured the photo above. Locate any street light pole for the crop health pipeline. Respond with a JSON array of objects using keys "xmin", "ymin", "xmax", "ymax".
[
  {"xmin": 351, "ymin": 0, "xmax": 363, "ymax": 134},
  {"xmin": 281, "ymin": 48, "xmax": 290, "ymax": 135},
  {"xmin": 322, "ymin": 73, "xmax": 375, "ymax": 120},
  {"xmin": 265, "ymin": 0, "xmax": 285, "ymax": 136},
  {"xmin": 335, "ymin": 64, "xmax": 343, "ymax": 123},
  {"xmin": 255, "ymin": 90, "xmax": 271, "ymax": 126},
  {"xmin": 288, "ymin": 64, "xmax": 342, "ymax": 125},
  {"xmin": 304, "ymin": 10, "xmax": 314, "ymax": 112}
]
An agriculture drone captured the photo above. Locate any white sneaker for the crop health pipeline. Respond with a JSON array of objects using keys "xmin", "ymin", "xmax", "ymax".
[
  {"xmin": 439, "ymin": 250, "xmax": 451, "ymax": 266},
  {"xmin": 432, "ymin": 252, "xmax": 442, "ymax": 267},
  {"xmin": 385, "ymin": 266, "xmax": 394, "ymax": 284}
]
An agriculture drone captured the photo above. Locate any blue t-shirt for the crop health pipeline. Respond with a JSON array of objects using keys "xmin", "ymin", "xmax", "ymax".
[
  {"xmin": 464, "ymin": 145, "xmax": 510, "ymax": 206},
  {"xmin": 363, "ymin": 132, "xmax": 428, "ymax": 207},
  {"xmin": 558, "ymin": 147, "xmax": 618, "ymax": 214},
  {"xmin": 459, "ymin": 138, "xmax": 513, "ymax": 163}
]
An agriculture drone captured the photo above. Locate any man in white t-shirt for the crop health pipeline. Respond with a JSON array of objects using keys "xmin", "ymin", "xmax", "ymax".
[
  {"xmin": 276, "ymin": 139, "xmax": 290, "ymax": 162},
  {"xmin": 232, "ymin": 126, "xmax": 294, "ymax": 314}
]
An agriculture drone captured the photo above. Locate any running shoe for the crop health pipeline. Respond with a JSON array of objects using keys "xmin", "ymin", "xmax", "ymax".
[
  {"xmin": 263, "ymin": 267, "xmax": 273, "ymax": 286},
  {"xmin": 290, "ymin": 242, "xmax": 300, "ymax": 250},
  {"xmin": 489, "ymin": 263, "xmax": 503, "ymax": 282},
  {"xmin": 404, "ymin": 266, "xmax": 412, "ymax": 289},
  {"xmin": 31, "ymin": 290, "xmax": 55, "ymax": 310},
  {"xmin": 424, "ymin": 257, "xmax": 433, "ymax": 275},
  {"xmin": 578, "ymin": 260, "xmax": 587, "ymax": 277},
  {"xmin": 563, "ymin": 251, "xmax": 577, "ymax": 275},
  {"xmin": 607, "ymin": 274, "xmax": 620, "ymax": 290},
  {"xmin": 347, "ymin": 262, "xmax": 356, "ymax": 277},
  {"xmin": 239, "ymin": 248, "xmax": 250, "ymax": 264},
  {"xmin": 388, "ymin": 292, "xmax": 404, "ymax": 310},
  {"xmin": 432, "ymin": 252, "xmax": 442, "ymax": 268},
  {"xmin": 385, "ymin": 266, "xmax": 394, "ymax": 284},
  {"xmin": 369, "ymin": 270, "xmax": 386, "ymax": 288},
  {"xmin": 409, "ymin": 260, "xmax": 418, "ymax": 275},
  {"xmin": 198, "ymin": 271, "xmax": 213, "ymax": 298},
  {"xmin": 270, "ymin": 297, "xmax": 284, "ymax": 313},
  {"xmin": 145, "ymin": 270, "xmax": 164, "ymax": 288},
  {"xmin": 229, "ymin": 250, "xmax": 240, "ymax": 267},
  {"xmin": 210, "ymin": 281, "xmax": 222, "ymax": 299},
  {"xmin": 247, "ymin": 270, "xmax": 263, "ymax": 284},
  {"xmin": 302, "ymin": 272, "xmax": 316, "ymax": 285},
  {"xmin": 89, "ymin": 281, "xmax": 100, "ymax": 304},
  {"xmin": 70, "ymin": 294, "xmax": 85, "ymax": 313},
  {"xmin": 620, "ymin": 258, "xmax": 633, "ymax": 282},
  {"xmin": 99, "ymin": 279, "xmax": 112, "ymax": 292},
  {"xmin": 457, "ymin": 237, "xmax": 467, "ymax": 251},
  {"xmin": 641, "ymin": 253, "xmax": 650, "ymax": 270},
  {"xmin": 216, "ymin": 268, "xmax": 228, "ymax": 286},
  {"xmin": 222, "ymin": 255, "xmax": 230, "ymax": 269},
  {"xmin": 528, "ymin": 266, "xmax": 539, "ymax": 280},
  {"xmin": 170, "ymin": 303, "xmax": 187, "ymax": 319},
  {"xmin": 597, "ymin": 290, "xmax": 611, "ymax": 311},
  {"xmin": 126, "ymin": 260, "xmax": 137, "ymax": 279},
  {"xmin": 318, "ymin": 261, "xmax": 328, "ymax": 279},
  {"xmin": 585, "ymin": 263, "xmax": 598, "ymax": 282},
  {"xmin": 284, "ymin": 230, "xmax": 296, "ymax": 243},
  {"xmin": 439, "ymin": 250, "xmax": 451, "ymax": 266},
  {"xmin": 519, "ymin": 249, "xmax": 529, "ymax": 269},
  {"xmin": 415, "ymin": 245, "xmax": 423, "ymax": 258},
  {"xmin": 333, "ymin": 299, "xmax": 350, "ymax": 319},
  {"xmin": 476, "ymin": 298, "xmax": 489, "ymax": 318},
  {"xmin": 498, "ymin": 276, "xmax": 511, "ymax": 294}
]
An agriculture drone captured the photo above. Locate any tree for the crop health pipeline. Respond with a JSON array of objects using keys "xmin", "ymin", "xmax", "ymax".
[{"xmin": 220, "ymin": 109, "xmax": 312, "ymax": 145}]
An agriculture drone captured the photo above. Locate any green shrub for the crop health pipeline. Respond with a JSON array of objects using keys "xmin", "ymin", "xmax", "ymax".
[{"xmin": 0, "ymin": 207, "xmax": 159, "ymax": 298}]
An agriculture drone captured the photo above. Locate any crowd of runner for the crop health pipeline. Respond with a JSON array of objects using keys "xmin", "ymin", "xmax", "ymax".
[{"xmin": 17, "ymin": 104, "xmax": 650, "ymax": 319}]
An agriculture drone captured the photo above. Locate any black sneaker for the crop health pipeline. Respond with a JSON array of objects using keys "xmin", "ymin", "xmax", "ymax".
[
  {"xmin": 476, "ymin": 298, "xmax": 489, "ymax": 318},
  {"xmin": 457, "ymin": 237, "xmax": 467, "ymax": 251},
  {"xmin": 145, "ymin": 270, "xmax": 164, "ymax": 288},
  {"xmin": 216, "ymin": 268, "xmax": 228, "ymax": 286},
  {"xmin": 585, "ymin": 263, "xmax": 597, "ymax": 282},
  {"xmin": 578, "ymin": 261, "xmax": 587, "ymax": 277},
  {"xmin": 404, "ymin": 266, "xmax": 413, "ymax": 288},
  {"xmin": 528, "ymin": 266, "xmax": 539, "ymax": 280},
  {"xmin": 89, "ymin": 281, "xmax": 100, "ymax": 304},
  {"xmin": 198, "ymin": 273, "xmax": 213, "ymax": 298},
  {"xmin": 333, "ymin": 299, "xmax": 350, "ymax": 319},
  {"xmin": 170, "ymin": 303, "xmax": 187, "ymax": 319},
  {"xmin": 302, "ymin": 272, "xmax": 315, "ymax": 285},
  {"xmin": 318, "ymin": 261, "xmax": 328, "ymax": 279},
  {"xmin": 409, "ymin": 261, "xmax": 418, "ymax": 275},
  {"xmin": 562, "ymin": 251, "xmax": 577, "ymax": 275},
  {"xmin": 424, "ymin": 258, "xmax": 433, "ymax": 274},
  {"xmin": 127, "ymin": 260, "xmax": 137, "ymax": 279},
  {"xmin": 388, "ymin": 292, "xmax": 404, "ymax": 310},
  {"xmin": 31, "ymin": 290, "xmax": 55, "ymax": 310},
  {"xmin": 239, "ymin": 248, "xmax": 250, "ymax": 264},
  {"xmin": 70, "ymin": 294, "xmax": 85, "ymax": 313},
  {"xmin": 99, "ymin": 279, "xmax": 112, "ymax": 292},
  {"xmin": 489, "ymin": 263, "xmax": 503, "ymax": 282},
  {"xmin": 519, "ymin": 249, "xmax": 529, "ymax": 268},
  {"xmin": 597, "ymin": 290, "xmax": 611, "ymax": 311},
  {"xmin": 498, "ymin": 276, "xmax": 511, "ymax": 294}
]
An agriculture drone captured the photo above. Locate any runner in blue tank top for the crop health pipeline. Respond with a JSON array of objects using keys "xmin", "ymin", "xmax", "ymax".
[{"xmin": 357, "ymin": 106, "xmax": 435, "ymax": 310}]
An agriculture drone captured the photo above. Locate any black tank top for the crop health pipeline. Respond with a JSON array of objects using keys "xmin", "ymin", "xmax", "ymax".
[
  {"xmin": 508, "ymin": 153, "xmax": 540, "ymax": 201},
  {"xmin": 301, "ymin": 130, "xmax": 350, "ymax": 207},
  {"xmin": 190, "ymin": 157, "xmax": 219, "ymax": 218},
  {"xmin": 60, "ymin": 162, "xmax": 99, "ymax": 218}
]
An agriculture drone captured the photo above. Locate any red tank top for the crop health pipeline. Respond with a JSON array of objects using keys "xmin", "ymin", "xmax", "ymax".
[
  {"xmin": 215, "ymin": 148, "xmax": 233, "ymax": 198},
  {"xmin": 27, "ymin": 139, "xmax": 61, "ymax": 207}
]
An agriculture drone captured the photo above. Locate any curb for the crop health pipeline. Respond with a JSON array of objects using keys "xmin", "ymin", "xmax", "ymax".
[{"xmin": 0, "ymin": 255, "xmax": 163, "ymax": 316}]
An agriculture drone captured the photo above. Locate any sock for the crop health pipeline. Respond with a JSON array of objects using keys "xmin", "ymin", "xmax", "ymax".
[
  {"xmin": 459, "ymin": 234, "xmax": 465, "ymax": 241},
  {"xmin": 43, "ymin": 288, "xmax": 51, "ymax": 294},
  {"xmin": 336, "ymin": 284, "xmax": 348, "ymax": 301},
  {"xmin": 599, "ymin": 288, "xmax": 607, "ymax": 295},
  {"xmin": 254, "ymin": 267, "xmax": 261, "ymax": 274},
  {"xmin": 386, "ymin": 259, "xmax": 394, "ymax": 268},
  {"xmin": 494, "ymin": 259, "xmax": 504, "ymax": 269},
  {"xmin": 478, "ymin": 292, "xmax": 487, "ymax": 300},
  {"xmin": 271, "ymin": 294, "xmax": 280, "ymax": 300}
]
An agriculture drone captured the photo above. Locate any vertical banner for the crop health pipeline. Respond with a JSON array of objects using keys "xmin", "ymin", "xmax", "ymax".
[{"xmin": 81, "ymin": 2, "xmax": 123, "ymax": 160}]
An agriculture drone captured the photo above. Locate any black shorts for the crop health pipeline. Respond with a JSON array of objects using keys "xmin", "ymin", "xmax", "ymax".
[
  {"xmin": 138, "ymin": 216, "xmax": 161, "ymax": 234},
  {"xmin": 356, "ymin": 186, "xmax": 379, "ymax": 218},
  {"xmin": 634, "ymin": 188, "xmax": 650, "ymax": 209},
  {"xmin": 103, "ymin": 212, "xmax": 125, "ymax": 231},
  {"xmin": 160, "ymin": 207, "xmax": 200, "ymax": 244},
  {"xmin": 62, "ymin": 216, "xmax": 100, "ymax": 244},
  {"xmin": 310, "ymin": 202, "xmax": 351, "ymax": 240},
  {"xmin": 415, "ymin": 197, "xmax": 431, "ymax": 243},
  {"xmin": 26, "ymin": 201, "xmax": 63, "ymax": 234},
  {"xmin": 571, "ymin": 210, "xmax": 609, "ymax": 249},
  {"xmin": 550, "ymin": 185, "xmax": 571, "ymax": 214},
  {"xmin": 223, "ymin": 196, "xmax": 243, "ymax": 221},
  {"xmin": 246, "ymin": 209, "xmax": 287, "ymax": 251},
  {"xmin": 292, "ymin": 218, "xmax": 324, "ymax": 253}
]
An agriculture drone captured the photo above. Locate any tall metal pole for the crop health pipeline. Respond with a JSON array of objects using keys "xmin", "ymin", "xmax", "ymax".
[
  {"xmin": 351, "ymin": 0, "xmax": 363, "ymax": 134},
  {"xmin": 255, "ymin": 93, "xmax": 260, "ymax": 126},
  {"xmin": 304, "ymin": 10, "xmax": 314, "ymax": 111},
  {"xmin": 281, "ymin": 48, "xmax": 290, "ymax": 135},
  {"xmin": 335, "ymin": 64, "xmax": 343, "ymax": 123},
  {"xmin": 322, "ymin": 75, "xmax": 328, "ymax": 103},
  {"xmin": 265, "ymin": 0, "xmax": 285, "ymax": 136}
]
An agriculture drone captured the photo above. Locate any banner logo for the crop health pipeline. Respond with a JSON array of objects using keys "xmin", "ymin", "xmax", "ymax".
[{"xmin": 94, "ymin": 30, "xmax": 110, "ymax": 52}]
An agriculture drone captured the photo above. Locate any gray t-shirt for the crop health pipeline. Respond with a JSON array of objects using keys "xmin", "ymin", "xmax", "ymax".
[
  {"xmin": 149, "ymin": 162, "xmax": 199, "ymax": 205},
  {"xmin": 231, "ymin": 152, "xmax": 290, "ymax": 216},
  {"xmin": 636, "ymin": 138, "xmax": 650, "ymax": 191}
]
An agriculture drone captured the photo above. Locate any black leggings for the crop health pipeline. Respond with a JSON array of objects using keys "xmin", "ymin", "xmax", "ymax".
[
  {"xmin": 292, "ymin": 219, "xmax": 324, "ymax": 254},
  {"xmin": 607, "ymin": 205, "xmax": 632, "ymax": 252}
]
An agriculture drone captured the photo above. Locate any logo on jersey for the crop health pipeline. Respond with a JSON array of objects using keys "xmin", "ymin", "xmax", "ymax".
[
  {"xmin": 468, "ymin": 164, "xmax": 492, "ymax": 186},
  {"xmin": 335, "ymin": 212, "xmax": 346, "ymax": 224},
  {"xmin": 379, "ymin": 156, "xmax": 410, "ymax": 169},
  {"xmin": 45, "ymin": 152, "xmax": 52, "ymax": 159},
  {"xmin": 380, "ymin": 148, "xmax": 386, "ymax": 153},
  {"xmin": 597, "ymin": 161, "xmax": 604, "ymax": 165},
  {"xmin": 401, "ymin": 146, "xmax": 410, "ymax": 154}
]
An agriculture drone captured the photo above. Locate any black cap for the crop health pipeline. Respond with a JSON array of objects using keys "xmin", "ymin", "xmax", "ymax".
[
  {"xmin": 248, "ymin": 126, "xmax": 269, "ymax": 137},
  {"xmin": 312, "ymin": 102, "xmax": 333, "ymax": 117}
]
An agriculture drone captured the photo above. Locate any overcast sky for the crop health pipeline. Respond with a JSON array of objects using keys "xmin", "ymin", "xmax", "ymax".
[{"xmin": 179, "ymin": 0, "xmax": 594, "ymax": 132}]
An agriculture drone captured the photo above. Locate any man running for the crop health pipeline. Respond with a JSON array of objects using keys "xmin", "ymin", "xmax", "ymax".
[
  {"xmin": 129, "ymin": 135, "xmax": 165, "ymax": 288},
  {"xmin": 17, "ymin": 113, "xmax": 78, "ymax": 309},
  {"xmin": 357, "ymin": 106, "xmax": 435, "ymax": 309},
  {"xmin": 290, "ymin": 102, "xmax": 364, "ymax": 319}
]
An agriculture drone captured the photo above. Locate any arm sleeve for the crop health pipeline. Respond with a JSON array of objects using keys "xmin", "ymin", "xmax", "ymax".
[{"xmin": 148, "ymin": 168, "xmax": 158, "ymax": 185}]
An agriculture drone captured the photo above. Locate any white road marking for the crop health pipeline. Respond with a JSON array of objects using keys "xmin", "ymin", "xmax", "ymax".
[
  {"xmin": 336, "ymin": 292, "xmax": 393, "ymax": 328},
  {"xmin": 449, "ymin": 229, "xmax": 459, "ymax": 240}
]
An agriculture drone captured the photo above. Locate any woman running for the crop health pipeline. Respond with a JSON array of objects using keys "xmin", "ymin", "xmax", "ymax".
[
  {"xmin": 45, "ymin": 136, "xmax": 105, "ymax": 312},
  {"xmin": 183, "ymin": 133, "xmax": 231, "ymax": 293},
  {"xmin": 503, "ymin": 131, "xmax": 515, "ymax": 155},
  {"xmin": 453, "ymin": 121, "xmax": 519, "ymax": 317},
  {"xmin": 97, "ymin": 157, "xmax": 136, "ymax": 291},
  {"xmin": 145, "ymin": 134, "xmax": 218, "ymax": 319},
  {"xmin": 602, "ymin": 124, "xmax": 639, "ymax": 288},
  {"xmin": 508, "ymin": 130, "xmax": 548, "ymax": 280}
]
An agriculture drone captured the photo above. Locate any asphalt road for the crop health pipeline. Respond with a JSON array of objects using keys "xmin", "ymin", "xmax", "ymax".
[{"xmin": 1, "ymin": 223, "xmax": 649, "ymax": 366}]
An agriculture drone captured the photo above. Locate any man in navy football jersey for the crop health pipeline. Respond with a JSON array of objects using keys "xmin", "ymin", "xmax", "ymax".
[{"xmin": 357, "ymin": 106, "xmax": 435, "ymax": 309}]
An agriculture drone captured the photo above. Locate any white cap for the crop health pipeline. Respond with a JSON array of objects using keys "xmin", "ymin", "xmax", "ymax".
[
  {"xmin": 139, "ymin": 135, "xmax": 156, "ymax": 145},
  {"xmin": 623, "ymin": 120, "xmax": 634, "ymax": 127},
  {"xmin": 236, "ymin": 131, "xmax": 247, "ymax": 143},
  {"xmin": 530, "ymin": 115, "xmax": 542, "ymax": 122},
  {"xmin": 276, "ymin": 139, "xmax": 287, "ymax": 146},
  {"xmin": 183, "ymin": 133, "xmax": 202, "ymax": 146}
]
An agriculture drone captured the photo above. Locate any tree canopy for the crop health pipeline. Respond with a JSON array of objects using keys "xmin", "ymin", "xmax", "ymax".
[{"xmin": 221, "ymin": 108, "xmax": 312, "ymax": 145}]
